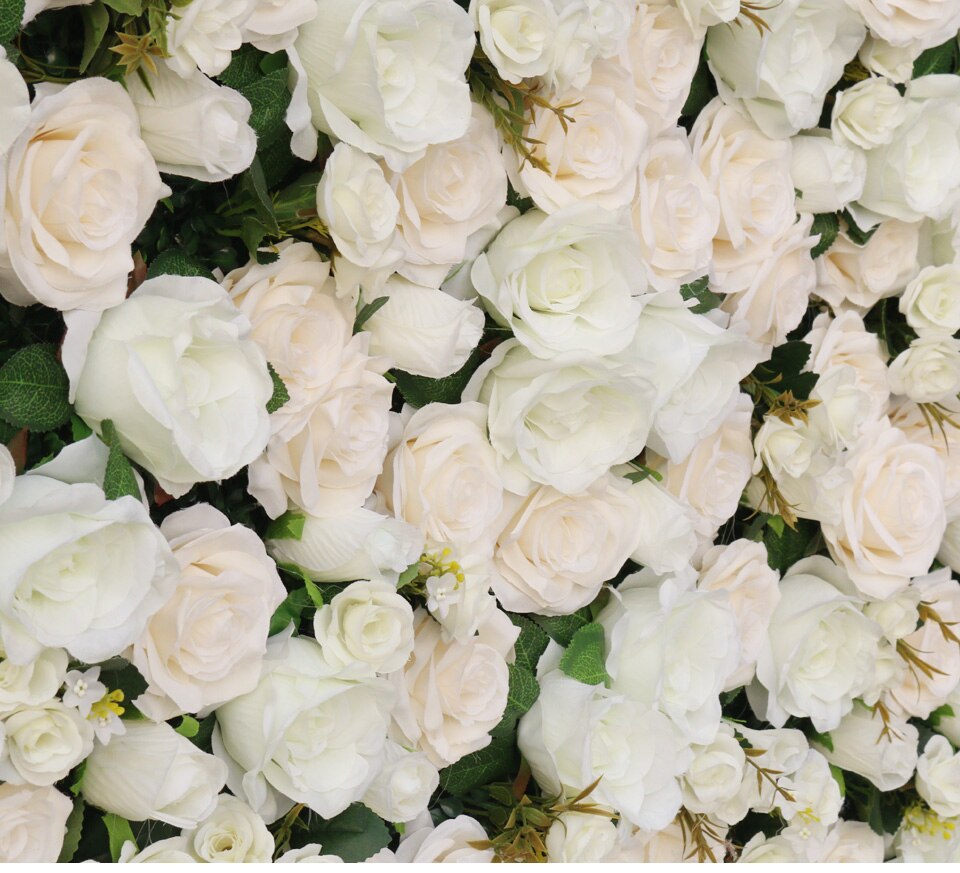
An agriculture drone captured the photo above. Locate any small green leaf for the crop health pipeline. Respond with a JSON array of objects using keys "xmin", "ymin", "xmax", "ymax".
[
  {"xmin": 508, "ymin": 612, "xmax": 550, "ymax": 675},
  {"xmin": 841, "ymin": 209, "xmax": 879, "ymax": 246},
  {"xmin": 913, "ymin": 38, "xmax": 959, "ymax": 78},
  {"xmin": 829, "ymin": 764, "xmax": 846, "ymax": 797},
  {"xmin": 559, "ymin": 622, "xmax": 609, "ymax": 686},
  {"xmin": 70, "ymin": 760, "xmax": 87, "ymax": 796},
  {"xmin": 0, "ymin": 344, "xmax": 72, "ymax": 432},
  {"xmin": 439, "ymin": 733, "xmax": 518, "ymax": 796},
  {"xmin": 79, "ymin": 3, "xmax": 110, "ymax": 74},
  {"xmin": 353, "ymin": 296, "xmax": 389, "ymax": 334},
  {"xmin": 268, "ymin": 585, "xmax": 314, "ymax": 636},
  {"xmin": 764, "ymin": 517, "xmax": 818, "ymax": 574},
  {"xmin": 58, "ymin": 797, "xmax": 85, "ymax": 863},
  {"xmin": 766, "ymin": 514, "xmax": 786, "ymax": 537},
  {"xmin": 931, "ymin": 703, "xmax": 955, "ymax": 726},
  {"xmin": 218, "ymin": 45, "xmax": 268, "ymax": 90},
  {"xmin": 533, "ymin": 607, "xmax": 591, "ymax": 648},
  {"xmin": 265, "ymin": 510, "xmax": 305, "ymax": 541},
  {"xmin": 397, "ymin": 561, "xmax": 419, "ymax": 588},
  {"xmin": 809, "ymin": 728, "xmax": 834, "ymax": 753},
  {"xmin": 146, "ymin": 249, "xmax": 215, "ymax": 280},
  {"xmin": 241, "ymin": 68, "xmax": 293, "ymax": 150},
  {"xmin": 101, "ymin": 0, "xmax": 141, "ymax": 12},
  {"xmin": 71, "ymin": 414, "xmax": 93, "ymax": 442},
  {"xmin": 304, "ymin": 577, "xmax": 324, "ymax": 609},
  {"xmin": 679, "ymin": 276, "xmax": 722, "ymax": 314},
  {"xmin": 0, "ymin": 0, "xmax": 25, "ymax": 44},
  {"xmin": 392, "ymin": 347, "xmax": 488, "ymax": 408},
  {"xmin": 273, "ymin": 172, "xmax": 323, "ymax": 228},
  {"xmin": 681, "ymin": 47, "xmax": 715, "ymax": 119},
  {"xmin": 103, "ymin": 813, "xmax": 137, "ymax": 863},
  {"xmin": 810, "ymin": 213, "xmax": 840, "ymax": 258},
  {"xmin": 266, "ymin": 363, "xmax": 290, "ymax": 414},
  {"xmin": 175, "ymin": 715, "xmax": 200, "ymax": 738},
  {"xmin": 301, "ymin": 804, "xmax": 390, "ymax": 863},
  {"xmin": 624, "ymin": 464, "xmax": 663, "ymax": 484},
  {"xmin": 100, "ymin": 420, "xmax": 140, "ymax": 501}
]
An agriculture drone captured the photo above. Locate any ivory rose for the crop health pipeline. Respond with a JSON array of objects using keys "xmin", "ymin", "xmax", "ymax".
[
  {"xmin": 185, "ymin": 795, "xmax": 274, "ymax": 863},
  {"xmin": 0, "ymin": 701, "xmax": 93, "ymax": 786},
  {"xmin": 164, "ymin": 0, "xmax": 256, "ymax": 77},
  {"xmin": 0, "ymin": 784, "xmax": 73, "ymax": 862}
]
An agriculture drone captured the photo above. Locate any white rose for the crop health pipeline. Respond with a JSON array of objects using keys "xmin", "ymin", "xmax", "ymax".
[
  {"xmin": 934, "ymin": 684, "xmax": 960, "ymax": 747},
  {"xmin": 0, "ymin": 783, "xmax": 73, "ymax": 862},
  {"xmin": 0, "ymin": 474, "xmax": 178, "ymax": 664},
  {"xmin": 681, "ymin": 723, "xmax": 746, "ymax": 815},
  {"xmin": 0, "ymin": 47, "xmax": 29, "ymax": 157},
  {"xmin": 0, "ymin": 444, "xmax": 12, "ymax": 508},
  {"xmin": 537, "ymin": 2, "xmax": 602, "ymax": 93},
  {"xmin": 632, "ymin": 129, "xmax": 719, "ymax": 292},
  {"xmin": 241, "ymin": 0, "xmax": 317, "ymax": 52},
  {"xmin": 857, "ymin": 76, "xmax": 960, "ymax": 224},
  {"xmin": 753, "ymin": 416, "xmax": 818, "ymax": 482},
  {"xmin": 607, "ymin": 818, "xmax": 728, "ymax": 863},
  {"xmin": 821, "ymin": 420, "xmax": 946, "ymax": 598},
  {"xmin": 361, "ymin": 277, "xmax": 484, "ymax": 379},
  {"xmin": 816, "ymin": 700, "xmax": 918, "ymax": 791},
  {"xmin": 463, "ymin": 339, "xmax": 656, "ymax": 495},
  {"xmin": 63, "ymin": 275, "xmax": 272, "ymax": 498},
  {"xmin": 751, "ymin": 556, "xmax": 883, "ymax": 732},
  {"xmin": 378, "ymin": 402, "xmax": 503, "ymax": 556},
  {"xmin": 491, "ymin": 475, "xmax": 642, "ymax": 615},
  {"xmin": 275, "ymin": 844, "xmax": 344, "ymax": 863},
  {"xmin": 844, "ymin": 0, "xmax": 960, "ymax": 50},
  {"xmin": 361, "ymin": 739, "xmax": 439, "ymax": 823},
  {"xmin": 390, "ymin": 609, "xmax": 515, "ymax": 767},
  {"xmin": 901, "ymin": 264, "xmax": 960, "ymax": 335},
  {"xmin": 83, "ymin": 721, "xmax": 226, "ymax": 827},
  {"xmin": 779, "ymin": 749, "xmax": 843, "ymax": 828},
  {"xmin": 268, "ymin": 505, "xmax": 423, "ymax": 585},
  {"xmin": 675, "ymin": 0, "xmax": 738, "ymax": 27},
  {"xmin": 698, "ymin": 540, "xmax": 781, "ymax": 690},
  {"xmin": 831, "ymin": 76, "xmax": 907, "ymax": 150},
  {"xmin": 888, "ymin": 334, "xmax": 960, "ymax": 403},
  {"xmin": 470, "ymin": 0, "xmax": 556, "ymax": 83},
  {"xmin": 738, "ymin": 833, "xmax": 806, "ymax": 863},
  {"xmin": 917, "ymin": 735, "xmax": 960, "ymax": 818},
  {"xmin": 313, "ymin": 579, "xmax": 414, "ymax": 678},
  {"xmin": 623, "ymin": 475, "xmax": 699, "ymax": 576},
  {"xmin": 165, "ymin": 0, "xmax": 256, "ymax": 77},
  {"xmin": 0, "ymin": 79, "xmax": 168, "ymax": 311},
  {"xmin": 518, "ymin": 655, "xmax": 690, "ymax": 830},
  {"xmin": 821, "ymin": 820, "xmax": 885, "ymax": 862},
  {"xmin": 473, "ymin": 204, "xmax": 645, "ymax": 359},
  {"xmin": 214, "ymin": 636, "xmax": 393, "ymax": 822},
  {"xmin": 223, "ymin": 240, "xmax": 356, "ymax": 406},
  {"xmin": 545, "ymin": 811, "xmax": 619, "ymax": 862},
  {"xmin": 393, "ymin": 815, "xmax": 494, "ymax": 862},
  {"xmin": 514, "ymin": 62, "xmax": 648, "ymax": 214},
  {"xmin": 805, "ymin": 310, "xmax": 890, "ymax": 422},
  {"xmin": 249, "ymin": 343, "xmax": 393, "ymax": 518},
  {"xmin": 294, "ymin": 0, "xmax": 473, "ymax": 171},
  {"xmin": 791, "ymin": 131, "xmax": 866, "ymax": 214},
  {"xmin": 0, "ymin": 701, "xmax": 93, "ymax": 786},
  {"xmin": 317, "ymin": 143, "xmax": 402, "ymax": 271},
  {"xmin": 858, "ymin": 35, "xmax": 923, "ymax": 82},
  {"xmin": 626, "ymin": 5, "xmax": 705, "ymax": 136},
  {"xmin": 691, "ymin": 99, "xmax": 795, "ymax": 250},
  {"xmin": 119, "ymin": 836, "xmax": 197, "ymax": 863},
  {"xmin": 600, "ymin": 570, "xmax": 741, "ymax": 744},
  {"xmin": 185, "ymin": 794, "xmax": 274, "ymax": 863},
  {"xmin": 389, "ymin": 104, "xmax": 507, "ymax": 275},
  {"xmin": 126, "ymin": 62, "xmax": 255, "ymax": 182},
  {"xmin": 942, "ymin": 517, "xmax": 960, "ymax": 573},
  {"xmin": 815, "ymin": 219, "xmax": 920, "ymax": 314},
  {"xmin": 0, "ymin": 646, "xmax": 67, "ymax": 715},
  {"xmin": 131, "ymin": 504, "xmax": 286, "ymax": 720},
  {"xmin": 707, "ymin": 0, "xmax": 866, "ymax": 139}
]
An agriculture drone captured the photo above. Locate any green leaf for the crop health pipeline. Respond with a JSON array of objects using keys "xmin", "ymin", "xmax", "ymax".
[
  {"xmin": 766, "ymin": 514, "xmax": 785, "ymax": 537},
  {"xmin": 103, "ymin": 813, "xmax": 137, "ymax": 863},
  {"xmin": 268, "ymin": 585, "xmax": 314, "ymax": 635},
  {"xmin": 532, "ymin": 607, "xmax": 591, "ymax": 648},
  {"xmin": 58, "ymin": 798, "xmax": 85, "ymax": 863},
  {"xmin": 809, "ymin": 727, "xmax": 834, "ymax": 753},
  {"xmin": 0, "ymin": 344, "xmax": 72, "ymax": 432},
  {"xmin": 931, "ymin": 703, "xmax": 955, "ymax": 726},
  {"xmin": 273, "ymin": 172, "xmax": 323, "ymax": 228},
  {"xmin": 558, "ymin": 622, "xmax": 609, "ymax": 686},
  {"xmin": 146, "ymin": 249, "xmax": 215, "ymax": 280},
  {"xmin": 764, "ymin": 517, "xmax": 818, "ymax": 574},
  {"xmin": 841, "ymin": 209, "xmax": 879, "ymax": 246},
  {"xmin": 353, "ymin": 296, "xmax": 389, "ymax": 334},
  {"xmin": 508, "ymin": 612, "xmax": 550, "ymax": 675},
  {"xmin": 0, "ymin": 0, "xmax": 25, "ymax": 44},
  {"xmin": 439, "ymin": 733, "xmax": 518, "ymax": 795},
  {"xmin": 303, "ymin": 804, "xmax": 390, "ymax": 863},
  {"xmin": 218, "ymin": 45, "xmax": 268, "ymax": 90},
  {"xmin": 265, "ymin": 511, "xmax": 305, "ymax": 541},
  {"xmin": 71, "ymin": 414, "xmax": 93, "ymax": 441},
  {"xmin": 392, "ymin": 347, "xmax": 486, "ymax": 408},
  {"xmin": 241, "ymin": 68, "xmax": 292, "ymax": 150},
  {"xmin": 810, "ymin": 213, "xmax": 840, "ymax": 259},
  {"xmin": 79, "ymin": 3, "xmax": 110, "ymax": 74},
  {"xmin": 266, "ymin": 363, "xmax": 290, "ymax": 414},
  {"xmin": 101, "ymin": 0, "xmax": 141, "ymax": 12},
  {"xmin": 100, "ymin": 420, "xmax": 140, "ymax": 501},
  {"xmin": 679, "ymin": 276, "xmax": 722, "ymax": 314},
  {"xmin": 492, "ymin": 663, "xmax": 540, "ymax": 738},
  {"xmin": 753, "ymin": 340, "xmax": 818, "ymax": 401},
  {"xmin": 681, "ymin": 48, "xmax": 715, "ymax": 119},
  {"xmin": 239, "ymin": 157, "xmax": 280, "ymax": 235},
  {"xmin": 397, "ymin": 561, "xmax": 419, "ymax": 588},
  {"xmin": 175, "ymin": 715, "xmax": 200, "ymax": 738},
  {"xmin": 913, "ymin": 38, "xmax": 959, "ymax": 78},
  {"xmin": 829, "ymin": 764, "xmax": 846, "ymax": 797},
  {"xmin": 624, "ymin": 463, "xmax": 663, "ymax": 484}
]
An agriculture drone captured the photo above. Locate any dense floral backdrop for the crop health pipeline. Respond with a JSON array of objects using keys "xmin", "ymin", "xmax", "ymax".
[{"xmin": 1, "ymin": 0, "xmax": 960, "ymax": 863}]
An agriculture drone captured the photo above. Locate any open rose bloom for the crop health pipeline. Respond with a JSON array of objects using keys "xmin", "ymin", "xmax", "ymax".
[{"xmin": 2, "ymin": 0, "xmax": 960, "ymax": 865}]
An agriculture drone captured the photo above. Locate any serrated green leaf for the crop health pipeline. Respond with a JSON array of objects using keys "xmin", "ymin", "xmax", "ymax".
[
  {"xmin": 100, "ymin": 420, "xmax": 140, "ymax": 501},
  {"xmin": 353, "ymin": 296, "xmax": 389, "ymax": 334},
  {"xmin": 301, "ymin": 804, "xmax": 390, "ymax": 863},
  {"xmin": 559, "ymin": 622, "xmax": 609, "ymax": 686},
  {"xmin": 508, "ymin": 612, "xmax": 550, "ymax": 675},
  {"xmin": 679, "ymin": 276, "xmax": 722, "ymax": 314},
  {"xmin": 841, "ymin": 209, "xmax": 878, "ymax": 246},
  {"xmin": 810, "ymin": 212, "xmax": 840, "ymax": 258},
  {"xmin": 268, "ymin": 586, "xmax": 314, "ymax": 636},
  {"xmin": 218, "ymin": 45, "xmax": 268, "ymax": 90},
  {"xmin": 439, "ymin": 733, "xmax": 518, "ymax": 795},
  {"xmin": 146, "ymin": 249, "xmax": 215, "ymax": 280},
  {"xmin": 532, "ymin": 607, "xmax": 591, "ymax": 648},
  {"xmin": 0, "ymin": 344, "xmax": 72, "ymax": 432},
  {"xmin": 265, "ymin": 510, "xmax": 305, "ymax": 541},
  {"xmin": 266, "ymin": 363, "xmax": 290, "ymax": 414},
  {"xmin": 175, "ymin": 715, "xmax": 200, "ymax": 738},
  {"xmin": 0, "ymin": 0, "xmax": 25, "ymax": 44},
  {"xmin": 103, "ymin": 813, "xmax": 137, "ymax": 863},
  {"xmin": 763, "ymin": 517, "xmax": 817, "ymax": 574},
  {"xmin": 392, "ymin": 348, "xmax": 486, "ymax": 408},
  {"xmin": 913, "ymin": 38, "xmax": 959, "ymax": 78},
  {"xmin": 491, "ymin": 663, "xmax": 539, "ymax": 738},
  {"xmin": 241, "ymin": 68, "xmax": 292, "ymax": 150},
  {"xmin": 57, "ymin": 797, "xmax": 85, "ymax": 863}
]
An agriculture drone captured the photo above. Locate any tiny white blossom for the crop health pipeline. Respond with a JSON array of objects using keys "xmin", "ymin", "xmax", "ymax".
[{"xmin": 62, "ymin": 667, "xmax": 106, "ymax": 718}]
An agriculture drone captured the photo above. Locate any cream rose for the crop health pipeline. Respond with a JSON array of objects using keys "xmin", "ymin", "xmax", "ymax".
[
  {"xmin": 393, "ymin": 815, "xmax": 494, "ymax": 862},
  {"xmin": 917, "ymin": 735, "xmax": 960, "ymax": 818},
  {"xmin": 469, "ymin": 0, "xmax": 556, "ymax": 83},
  {"xmin": 0, "ymin": 78, "xmax": 169, "ymax": 311},
  {"xmin": 888, "ymin": 335, "xmax": 960, "ymax": 404},
  {"xmin": 185, "ymin": 794, "xmax": 274, "ymax": 863},
  {"xmin": 831, "ymin": 76, "xmax": 906, "ymax": 151},
  {"xmin": 858, "ymin": 35, "xmax": 923, "ymax": 83},
  {"xmin": 164, "ymin": 0, "xmax": 256, "ymax": 77},
  {"xmin": 0, "ymin": 783, "xmax": 73, "ymax": 863},
  {"xmin": 0, "ymin": 646, "xmax": 67, "ymax": 715},
  {"xmin": 241, "ymin": 0, "xmax": 317, "ymax": 51},
  {"xmin": 294, "ymin": 0, "xmax": 474, "ymax": 171},
  {"xmin": 623, "ymin": 474, "xmax": 699, "ymax": 576},
  {"xmin": 131, "ymin": 504, "xmax": 286, "ymax": 720},
  {"xmin": 675, "ymin": 0, "xmax": 738, "ymax": 27},
  {"xmin": 681, "ymin": 722, "xmax": 746, "ymax": 815},
  {"xmin": 491, "ymin": 475, "xmax": 642, "ymax": 615},
  {"xmin": 361, "ymin": 739, "xmax": 439, "ymax": 824},
  {"xmin": 0, "ymin": 47, "xmax": 29, "ymax": 157},
  {"xmin": 900, "ymin": 264, "xmax": 960, "ymax": 335},
  {"xmin": 82, "ymin": 721, "xmax": 227, "ymax": 827},
  {"xmin": 545, "ymin": 811, "xmax": 619, "ymax": 862},
  {"xmin": 844, "ymin": 0, "xmax": 960, "ymax": 50},
  {"xmin": 0, "ymin": 701, "xmax": 93, "ymax": 786},
  {"xmin": 790, "ymin": 131, "xmax": 866, "ymax": 214}
]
